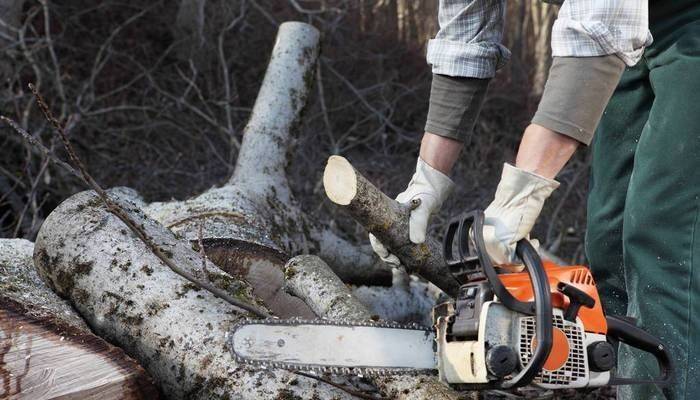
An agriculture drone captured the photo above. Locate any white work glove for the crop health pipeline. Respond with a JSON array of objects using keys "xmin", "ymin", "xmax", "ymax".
[
  {"xmin": 369, "ymin": 157, "xmax": 455, "ymax": 266},
  {"xmin": 483, "ymin": 163, "xmax": 559, "ymax": 266}
]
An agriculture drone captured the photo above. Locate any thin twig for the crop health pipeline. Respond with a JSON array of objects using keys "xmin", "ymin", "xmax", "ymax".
[
  {"xmin": 12, "ymin": 147, "xmax": 51, "ymax": 237},
  {"xmin": 39, "ymin": 0, "xmax": 66, "ymax": 109},
  {"xmin": 0, "ymin": 164, "xmax": 26, "ymax": 189},
  {"xmin": 218, "ymin": 3, "xmax": 246, "ymax": 156},
  {"xmin": 287, "ymin": 0, "xmax": 341, "ymax": 15},
  {"xmin": 316, "ymin": 62, "xmax": 337, "ymax": 152},
  {"xmin": 321, "ymin": 59, "xmax": 406, "ymax": 137}
]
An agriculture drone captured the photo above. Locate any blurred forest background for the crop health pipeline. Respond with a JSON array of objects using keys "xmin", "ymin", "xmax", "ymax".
[{"xmin": 0, "ymin": 0, "xmax": 589, "ymax": 264}]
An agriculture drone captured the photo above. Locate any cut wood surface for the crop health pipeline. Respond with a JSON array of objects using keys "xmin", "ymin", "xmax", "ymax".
[
  {"xmin": 324, "ymin": 155, "xmax": 461, "ymax": 297},
  {"xmin": 0, "ymin": 239, "xmax": 158, "ymax": 400}
]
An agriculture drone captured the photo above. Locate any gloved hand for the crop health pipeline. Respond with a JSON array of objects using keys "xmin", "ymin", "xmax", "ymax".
[
  {"xmin": 369, "ymin": 157, "xmax": 454, "ymax": 266},
  {"xmin": 483, "ymin": 163, "xmax": 559, "ymax": 266}
]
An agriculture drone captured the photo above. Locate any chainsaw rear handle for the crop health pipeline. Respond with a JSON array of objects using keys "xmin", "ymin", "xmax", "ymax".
[
  {"xmin": 443, "ymin": 210, "xmax": 553, "ymax": 388},
  {"xmin": 606, "ymin": 315, "xmax": 674, "ymax": 387}
]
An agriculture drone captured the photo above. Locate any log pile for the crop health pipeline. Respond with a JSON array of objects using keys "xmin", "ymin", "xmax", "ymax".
[{"xmin": 1, "ymin": 21, "xmax": 459, "ymax": 399}]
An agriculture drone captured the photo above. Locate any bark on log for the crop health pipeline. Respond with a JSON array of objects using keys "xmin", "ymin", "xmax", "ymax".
[
  {"xmin": 0, "ymin": 238, "xmax": 158, "ymax": 399},
  {"xmin": 284, "ymin": 255, "xmax": 463, "ymax": 400},
  {"xmin": 285, "ymin": 259, "xmax": 439, "ymax": 325},
  {"xmin": 284, "ymin": 255, "xmax": 372, "ymax": 321},
  {"xmin": 143, "ymin": 22, "xmax": 390, "ymax": 318},
  {"xmin": 323, "ymin": 155, "xmax": 461, "ymax": 297},
  {"xmin": 33, "ymin": 188, "xmax": 357, "ymax": 399}
]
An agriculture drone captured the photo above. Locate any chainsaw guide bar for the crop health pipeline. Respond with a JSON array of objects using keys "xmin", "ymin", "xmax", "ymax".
[{"xmin": 229, "ymin": 318, "xmax": 438, "ymax": 377}]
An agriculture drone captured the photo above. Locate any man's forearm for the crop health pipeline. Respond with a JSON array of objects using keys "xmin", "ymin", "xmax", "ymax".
[
  {"xmin": 515, "ymin": 124, "xmax": 579, "ymax": 179},
  {"xmin": 419, "ymin": 132, "xmax": 463, "ymax": 175}
]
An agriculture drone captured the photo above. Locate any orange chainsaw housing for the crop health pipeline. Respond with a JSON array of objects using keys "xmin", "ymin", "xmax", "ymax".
[{"xmin": 498, "ymin": 261, "xmax": 608, "ymax": 335}]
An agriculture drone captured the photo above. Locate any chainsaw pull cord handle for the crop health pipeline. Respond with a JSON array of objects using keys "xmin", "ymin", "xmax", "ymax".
[
  {"xmin": 444, "ymin": 210, "xmax": 553, "ymax": 388},
  {"xmin": 605, "ymin": 315, "xmax": 674, "ymax": 387}
]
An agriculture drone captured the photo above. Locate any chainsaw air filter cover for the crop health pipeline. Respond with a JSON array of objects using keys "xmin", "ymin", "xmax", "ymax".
[{"xmin": 519, "ymin": 311, "xmax": 589, "ymax": 388}]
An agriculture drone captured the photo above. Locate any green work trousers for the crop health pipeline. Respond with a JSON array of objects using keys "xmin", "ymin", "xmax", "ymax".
[{"xmin": 586, "ymin": 5, "xmax": 700, "ymax": 400}]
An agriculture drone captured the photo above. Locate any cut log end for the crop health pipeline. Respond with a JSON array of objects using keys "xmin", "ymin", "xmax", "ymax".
[
  {"xmin": 202, "ymin": 238, "xmax": 315, "ymax": 319},
  {"xmin": 323, "ymin": 155, "xmax": 357, "ymax": 206}
]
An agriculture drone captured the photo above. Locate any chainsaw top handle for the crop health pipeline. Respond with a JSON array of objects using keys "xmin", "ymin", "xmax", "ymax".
[{"xmin": 442, "ymin": 210, "xmax": 553, "ymax": 388}]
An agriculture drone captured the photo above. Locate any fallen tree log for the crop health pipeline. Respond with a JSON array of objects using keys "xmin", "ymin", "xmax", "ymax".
[
  {"xmin": 283, "ymin": 255, "xmax": 463, "ymax": 400},
  {"xmin": 0, "ymin": 238, "xmax": 158, "ymax": 399},
  {"xmin": 284, "ymin": 255, "xmax": 373, "ymax": 321},
  {"xmin": 323, "ymin": 155, "xmax": 461, "ymax": 297},
  {"xmin": 33, "ymin": 188, "xmax": 359, "ymax": 399}
]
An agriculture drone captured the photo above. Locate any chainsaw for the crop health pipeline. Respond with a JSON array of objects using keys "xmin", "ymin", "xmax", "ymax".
[{"xmin": 229, "ymin": 210, "xmax": 672, "ymax": 390}]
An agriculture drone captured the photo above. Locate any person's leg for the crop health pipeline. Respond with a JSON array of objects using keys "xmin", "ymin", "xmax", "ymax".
[
  {"xmin": 586, "ymin": 63, "xmax": 652, "ymax": 317},
  {"xmin": 618, "ymin": 20, "xmax": 700, "ymax": 400}
]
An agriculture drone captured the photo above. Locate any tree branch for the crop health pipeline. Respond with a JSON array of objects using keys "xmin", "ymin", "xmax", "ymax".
[{"xmin": 323, "ymin": 155, "xmax": 460, "ymax": 297}]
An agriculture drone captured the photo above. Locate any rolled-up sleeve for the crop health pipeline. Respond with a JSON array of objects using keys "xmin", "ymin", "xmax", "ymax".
[
  {"xmin": 426, "ymin": 0, "xmax": 510, "ymax": 79},
  {"xmin": 551, "ymin": 0, "xmax": 652, "ymax": 66}
]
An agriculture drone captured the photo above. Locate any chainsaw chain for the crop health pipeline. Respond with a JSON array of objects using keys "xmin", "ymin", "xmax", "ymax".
[{"xmin": 228, "ymin": 317, "xmax": 437, "ymax": 377}]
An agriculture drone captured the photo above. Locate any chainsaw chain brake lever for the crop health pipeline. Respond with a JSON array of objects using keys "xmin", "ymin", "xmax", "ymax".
[{"xmin": 442, "ymin": 210, "xmax": 553, "ymax": 389}]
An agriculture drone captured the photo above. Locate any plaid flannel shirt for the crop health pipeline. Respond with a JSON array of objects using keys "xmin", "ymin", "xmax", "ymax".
[{"xmin": 427, "ymin": 0, "xmax": 652, "ymax": 78}]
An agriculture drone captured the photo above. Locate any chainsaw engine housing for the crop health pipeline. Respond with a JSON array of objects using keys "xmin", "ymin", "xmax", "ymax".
[{"xmin": 433, "ymin": 265, "xmax": 612, "ymax": 390}]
